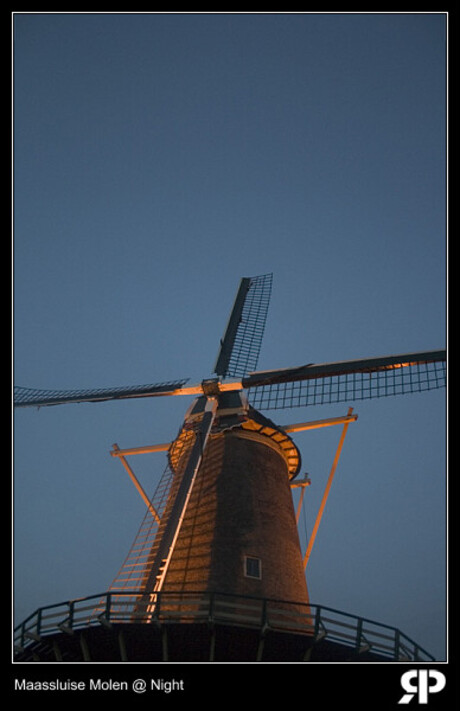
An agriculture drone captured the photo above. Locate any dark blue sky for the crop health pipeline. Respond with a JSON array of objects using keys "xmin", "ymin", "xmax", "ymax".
[{"xmin": 13, "ymin": 12, "xmax": 447, "ymax": 660}]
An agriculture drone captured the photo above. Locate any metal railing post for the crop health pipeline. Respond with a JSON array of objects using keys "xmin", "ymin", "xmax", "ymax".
[
  {"xmin": 68, "ymin": 600, "xmax": 75, "ymax": 630},
  {"xmin": 314, "ymin": 606, "xmax": 322, "ymax": 638},
  {"xmin": 261, "ymin": 597, "xmax": 268, "ymax": 629},
  {"xmin": 36, "ymin": 608, "xmax": 43, "ymax": 638},
  {"xmin": 208, "ymin": 591, "xmax": 215, "ymax": 624},
  {"xmin": 394, "ymin": 628, "xmax": 401, "ymax": 660},
  {"xmin": 156, "ymin": 590, "xmax": 162, "ymax": 618},
  {"xmin": 356, "ymin": 617, "xmax": 363, "ymax": 652},
  {"xmin": 18, "ymin": 623, "xmax": 25, "ymax": 649}
]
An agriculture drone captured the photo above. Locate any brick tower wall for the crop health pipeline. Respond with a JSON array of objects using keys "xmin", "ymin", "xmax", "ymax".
[{"xmin": 161, "ymin": 427, "xmax": 309, "ymax": 606}]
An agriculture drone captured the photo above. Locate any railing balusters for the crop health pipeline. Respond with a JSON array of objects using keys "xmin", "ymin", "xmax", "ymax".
[{"xmin": 14, "ymin": 591, "xmax": 436, "ymax": 662}]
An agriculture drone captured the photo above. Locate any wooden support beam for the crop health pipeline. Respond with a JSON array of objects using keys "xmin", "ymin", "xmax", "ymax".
[
  {"xmin": 283, "ymin": 412, "xmax": 358, "ymax": 433},
  {"xmin": 303, "ymin": 408, "xmax": 355, "ymax": 570},
  {"xmin": 111, "ymin": 444, "xmax": 161, "ymax": 523},
  {"xmin": 110, "ymin": 442, "xmax": 171, "ymax": 457}
]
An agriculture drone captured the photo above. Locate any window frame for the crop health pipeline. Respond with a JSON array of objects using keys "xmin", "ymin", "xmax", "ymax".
[{"xmin": 244, "ymin": 555, "xmax": 262, "ymax": 580}]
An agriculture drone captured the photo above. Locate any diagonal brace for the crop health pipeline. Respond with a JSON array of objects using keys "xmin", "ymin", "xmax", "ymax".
[
  {"xmin": 111, "ymin": 444, "xmax": 161, "ymax": 523},
  {"xmin": 303, "ymin": 408, "xmax": 354, "ymax": 570}
]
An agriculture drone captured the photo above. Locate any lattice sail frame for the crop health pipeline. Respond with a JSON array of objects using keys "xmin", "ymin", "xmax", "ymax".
[
  {"xmin": 13, "ymin": 380, "xmax": 190, "ymax": 408},
  {"xmin": 214, "ymin": 272, "xmax": 273, "ymax": 377},
  {"xmin": 246, "ymin": 357, "xmax": 447, "ymax": 410},
  {"xmin": 105, "ymin": 420, "xmax": 201, "ymax": 619}
]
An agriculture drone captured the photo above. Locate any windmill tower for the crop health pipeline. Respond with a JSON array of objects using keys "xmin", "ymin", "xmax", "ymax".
[{"xmin": 14, "ymin": 274, "xmax": 446, "ymax": 662}]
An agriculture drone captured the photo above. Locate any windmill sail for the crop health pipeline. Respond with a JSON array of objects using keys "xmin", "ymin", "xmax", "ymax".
[
  {"xmin": 214, "ymin": 272, "xmax": 273, "ymax": 377},
  {"xmin": 107, "ymin": 398, "xmax": 217, "ymax": 618},
  {"xmin": 13, "ymin": 380, "xmax": 191, "ymax": 408},
  {"xmin": 244, "ymin": 350, "xmax": 446, "ymax": 410}
]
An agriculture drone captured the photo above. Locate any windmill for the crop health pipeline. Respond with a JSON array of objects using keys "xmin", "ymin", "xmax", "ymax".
[{"xmin": 14, "ymin": 273, "xmax": 446, "ymax": 662}]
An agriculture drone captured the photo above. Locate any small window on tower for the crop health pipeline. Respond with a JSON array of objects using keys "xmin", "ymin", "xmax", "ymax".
[{"xmin": 244, "ymin": 556, "xmax": 262, "ymax": 579}]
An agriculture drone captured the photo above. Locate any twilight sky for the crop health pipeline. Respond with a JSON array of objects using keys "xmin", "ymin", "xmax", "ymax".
[{"xmin": 13, "ymin": 12, "xmax": 447, "ymax": 660}]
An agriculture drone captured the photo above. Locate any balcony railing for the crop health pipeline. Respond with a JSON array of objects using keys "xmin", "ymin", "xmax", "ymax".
[{"xmin": 14, "ymin": 590, "xmax": 435, "ymax": 662}]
